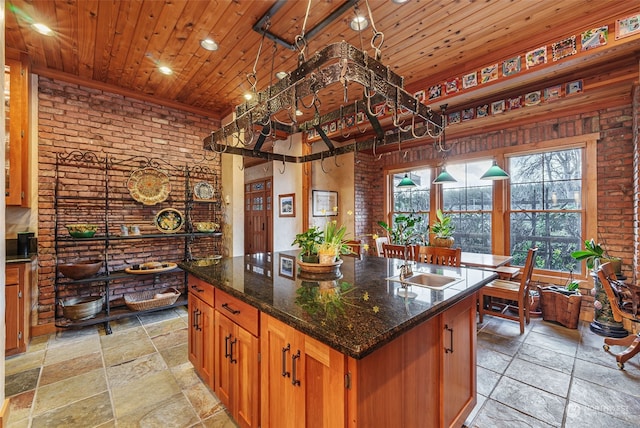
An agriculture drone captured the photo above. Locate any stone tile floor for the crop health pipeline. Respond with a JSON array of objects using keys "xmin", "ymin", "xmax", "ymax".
[
  {"xmin": 468, "ymin": 315, "xmax": 640, "ymax": 427},
  {"xmin": 4, "ymin": 307, "xmax": 236, "ymax": 427},
  {"xmin": 3, "ymin": 307, "xmax": 640, "ymax": 427}
]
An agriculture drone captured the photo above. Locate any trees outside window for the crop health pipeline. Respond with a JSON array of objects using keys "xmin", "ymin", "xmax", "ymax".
[
  {"xmin": 442, "ymin": 160, "xmax": 493, "ymax": 254},
  {"xmin": 508, "ymin": 148, "xmax": 583, "ymax": 272},
  {"xmin": 390, "ymin": 171, "xmax": 431, "ymax": 242}
]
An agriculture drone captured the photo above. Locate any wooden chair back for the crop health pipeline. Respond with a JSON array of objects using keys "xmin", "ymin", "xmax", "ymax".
[
  {"xmin": 478, "ymin": 247, "xmax": 538, "ymax": 334},
  {"xmin": 382, "ymin": 243, "xmax": 414, "ymax": 260},
  {"xmin": 345, "ymin": 239, "xmax": 364, "ymax": 259},
  {"xmin": 374, "ymin": 236, "xmax": 389, "ymax": 257},
  {"xmin": 415, "ymin": 246, "xmax": 461, "ymax": 267}
]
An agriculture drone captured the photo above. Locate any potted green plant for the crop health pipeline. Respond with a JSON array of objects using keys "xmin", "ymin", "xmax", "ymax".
[
  {"xmin": 377, "ymin": 213, "xmax": 423, "ymax": 246},
  {"xmin": 431, "ymin": 209, "xmax": 455, "ymax": 247},
  {"xmin": 292, "ymin": 226, "xmax": 323, "ymax": 263},
  {"xmin": 317, "ymin": 220, "xmax": 351, "ymax": 264},
  {"xmin": 570, "ymin": 238, "xmax": 621, "ymax": 274}
]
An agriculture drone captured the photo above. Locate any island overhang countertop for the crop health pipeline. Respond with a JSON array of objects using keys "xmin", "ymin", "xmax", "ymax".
[{"xmin": 179, "ymin": 251, "xmax": 496, "ymax": 360}]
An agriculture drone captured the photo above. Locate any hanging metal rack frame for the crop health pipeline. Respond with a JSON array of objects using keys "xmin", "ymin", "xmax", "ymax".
[{"xmin": 202, "ymin": 41, "xmax": 445, "ymax": 163}]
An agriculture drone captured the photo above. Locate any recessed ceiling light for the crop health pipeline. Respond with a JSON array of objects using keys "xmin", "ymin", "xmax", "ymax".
[
  {"xmin": 200, "ymin": 38, "xmax": 218, "ymax": 51},
  {"xmin": 350, "ymin": 16, "xmax": 368, "ymax": 31},
  {"xmin": 158, "ymin": 66, "xmax": 173, "ymax": 75},
  {"xmin": 244, "ymin": 93, "xmax": 253, "ymax": 101},
  {"xmin": 275, "ymin": 71, "xmax": 288, "ymax": 80},
  {"xmin": 32, "ymin": 23, "xmax": 53, "ymax": 36},
  {"xmin": 392, "ymin": 0, "xmax": 410, "ymax": 3},
  {"xmin": 295, "ymin": 109, "xmax": 303, "ymax": 116}
]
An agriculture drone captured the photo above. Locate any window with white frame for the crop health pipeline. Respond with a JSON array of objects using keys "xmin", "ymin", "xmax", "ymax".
[
  {"xmin": 441, "ymin": 160, "xmax": 494, "ymax": 253},
  {"xmin": 390, "ymin": 170, "xmax": 431, "ymax": 243},
  {"xmin": 508, "ymin": 148, "xmax": 583, "ymax": 273}
]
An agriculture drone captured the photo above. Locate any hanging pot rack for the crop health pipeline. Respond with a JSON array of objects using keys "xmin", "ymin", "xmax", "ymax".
[{"xmin": 202, "ymin": 41, "xmax": 446, "ymax": 163}]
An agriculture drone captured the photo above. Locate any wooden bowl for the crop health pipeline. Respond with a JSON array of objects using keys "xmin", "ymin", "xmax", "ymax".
[
  {"xmin": 58, "ymin": 259, "xmax": 102, "ymax": 280},
  {"xmin": 61, "ymin": 296, "xmax": 104, "ymax": 320}
]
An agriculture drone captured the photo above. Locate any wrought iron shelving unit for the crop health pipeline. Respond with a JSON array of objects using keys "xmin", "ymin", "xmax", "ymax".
[{"xmin": 54, "ymin": 150, "xmax": 221, "ymax": 334}]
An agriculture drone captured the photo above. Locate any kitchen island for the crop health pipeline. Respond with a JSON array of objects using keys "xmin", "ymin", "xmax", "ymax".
[{"xmin": 180, "ymin": 251, "xmax": 496, "ymax": 428}]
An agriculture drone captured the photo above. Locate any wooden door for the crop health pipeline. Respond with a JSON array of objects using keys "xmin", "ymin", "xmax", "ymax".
[
  {"xmin": 244, "ymin": 179, "xmax": 272, "ymax": 254},
  {"xmin": 442, "ymin": 294, "xmax": 477, "ymax": 428}
]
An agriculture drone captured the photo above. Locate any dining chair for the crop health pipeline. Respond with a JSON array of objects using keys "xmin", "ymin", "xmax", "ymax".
[
  {"xmin": 415, "ymin": 245, "xmax": 461, "ymax": 266},
  {"xmin": 478, "ymin": 247, "xmax": 538, "ymax": 334},
  {"xmin": 345, "ymin": 239, "xmax": 364, "ymax": 259},
  {"xmin": 374, "ymin": 236, "xmax": 389, "ymax": 257},
  {"xmin": 596, "ymin": 262, "xmax": 640, "ymax": 369},
  {"xmin": 382, "ymin": 243, "xmax": 414, "ymax": 260}
]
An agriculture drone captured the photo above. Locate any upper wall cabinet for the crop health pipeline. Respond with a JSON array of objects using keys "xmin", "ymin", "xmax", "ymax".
[{"xmin": 5, "ymin": 57, "xmax": 30, "ymax": 207}]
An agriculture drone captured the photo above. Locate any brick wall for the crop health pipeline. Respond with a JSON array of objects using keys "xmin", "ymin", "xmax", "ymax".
[{"xmin": 37, "ymin": 77, "xmax": 221, "ymax": 326}]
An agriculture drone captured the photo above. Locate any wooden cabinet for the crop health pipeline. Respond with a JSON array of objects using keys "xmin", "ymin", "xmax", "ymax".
[
  {"xmin": 214, "ymin": 300, "xmax": 259, "ymax": 428},
  {"xmin": 442, "ymin": 294, "xmax": 477, "ymax": 428},
  {"xmin": 5, "ymin": 263, "xmax": 32, "ymax": 356},
  {"xmin": 346, "ymin": 293, "xmax": 477, "ymax": 428},
  {"xmin": 4, "ymin": 56, "xmax": 30, "ymax": 207},
  {"xmin": 261, "ymin": 313, "xmax": 346, "ymax": 428},
  {"xmin": 188, "ymin": 276, "xmax": 215, "ymax": 388}
]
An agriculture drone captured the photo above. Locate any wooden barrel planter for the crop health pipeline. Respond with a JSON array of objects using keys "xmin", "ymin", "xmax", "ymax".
[{"xmin": 538, "ymin": 285, "xmax": 582, "ymax": 329}]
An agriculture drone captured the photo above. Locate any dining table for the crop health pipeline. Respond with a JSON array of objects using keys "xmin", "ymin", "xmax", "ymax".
[{"xmin": 460, "ymin": 252, "xmax": 513, "ymax": 269}]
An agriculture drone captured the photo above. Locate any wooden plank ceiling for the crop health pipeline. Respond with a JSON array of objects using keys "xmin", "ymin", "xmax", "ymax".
[{"xmin": 6, "ymin": 0, "xmax": 640, "ymax": 151}]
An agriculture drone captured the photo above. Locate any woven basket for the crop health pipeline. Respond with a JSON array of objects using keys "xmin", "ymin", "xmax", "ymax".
[{"xmin": 124, "ymin": 287, "xmax": 180, "ymax": 311}]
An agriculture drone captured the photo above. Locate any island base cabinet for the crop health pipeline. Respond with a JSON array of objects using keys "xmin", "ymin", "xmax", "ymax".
[
  {"xmin": 214, "ymin": 310, "xmax": 259, "ymax": 428},
  {"xmin": 347, "ymin": 293, "xmax": 477, "ymax": 428},
  {"xmin": 260, "ymin": 313, "xmax": 347, "ymax": 428},
  {"xmin": 442, "ymin": 293, "xmax": 477, "ymax": 428},
  {"xmin": 188, "ymin": 291, "xmax": 214, "ymax": 389}
]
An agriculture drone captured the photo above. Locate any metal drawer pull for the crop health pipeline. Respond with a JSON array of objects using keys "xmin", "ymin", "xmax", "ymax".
[
  {"xmin": 291, "ymin": 350, "xmax": 301, "ymax": 386},
  {"xmin": 444, "ymin": 324, "xmax": 454, "ymax": 354},
  {"xmin": 230, "ymin": 337, "xmax": 237, "ymax": 364},
  {"xmin": 281, "ymin": 344, "xmax": 290, "ymax": 378},
  {"xmin": 222, "ymin": 302, "xmax": 240, "ymax": 315},
  {"xmin": 190, "ymin": 284, "xmax": 204, "ymax": 293},
  {"xmin": 225, "ymin": 334, "xmax": 232, "ymax": 359}
]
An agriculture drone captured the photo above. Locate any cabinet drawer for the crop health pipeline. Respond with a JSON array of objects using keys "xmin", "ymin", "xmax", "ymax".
[
  {"xmin": 215, "ymin": 289, "xmax": 259, "ymax": 337},
  {"xmin": 5, "ymin": 266, "xmax": 21, "ymax": 286},
  {"xmin": 188, "ymin": 276, "xmax": 214, "ymax": 307}
]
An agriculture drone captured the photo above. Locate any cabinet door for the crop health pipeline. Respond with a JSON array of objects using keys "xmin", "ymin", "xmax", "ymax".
[
  {"xmin": 188, "ymin": 293, "xmax": 215, "ymax": 388},
  {"xmin": 214, "ymin": 311, "xmax": 234, "ymax": 409},
  {"xmin": 302, "ymin": 335, "xmax": 347, "ymax": 428},
  {"xmin": 233, "ymin": 321, "xmax": 260, "ymax": 428},
  {"xmin": 442, "ymin": 294, "xmax": 477, "ymax": 428},
  {"xmin": 5, "ymin": 58, "xmax": 29, "ymax": 207},
  {"xmin": 260, "ymin": 314, "xmax": 304, "ymax": 428},
  {"xmin": 5, "ymin": 284, "xmax": 20, "ymax": 354}
]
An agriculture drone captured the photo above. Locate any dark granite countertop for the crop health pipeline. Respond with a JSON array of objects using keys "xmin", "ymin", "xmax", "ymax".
[
  {"xmin": 6, "ymin": 253, "xmax": 37, "ymax": 264},
  {"xmin": 180, "ymin": 251, "xmax": 496, "ymax": 360}
]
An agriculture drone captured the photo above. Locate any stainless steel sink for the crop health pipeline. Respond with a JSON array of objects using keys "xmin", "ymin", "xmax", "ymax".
[{"xmin": 386, "ymin": 272, "xmax": 462, "ymax": 290}]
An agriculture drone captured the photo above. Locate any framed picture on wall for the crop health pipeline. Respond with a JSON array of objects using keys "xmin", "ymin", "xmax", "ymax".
[
  {"xmin": 278, "ymin": 193, "xmax": 295, "ymax": 217},
  {"xmin": 279, "ymin": 254, "xmax": 296, "ymax": 280},
  {"xmin": 312, "ymin": 190, "xmax": 338, "ymax": 216}
]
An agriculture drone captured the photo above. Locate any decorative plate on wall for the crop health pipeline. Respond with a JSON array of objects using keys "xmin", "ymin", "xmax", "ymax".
[
  {"xmin": 154, "ymin": 208, "xmax": 184, "ymax": 233},
  {"xmin": 127, "ymin": 167, "xmax": 171, "ymax": 205},
  {"xmin": 194, "ymin": 181, "xmax": 215, "ymax": 200}
]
